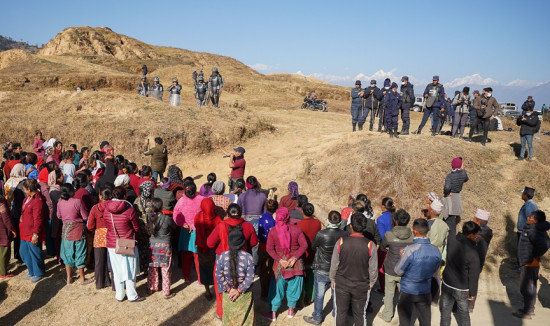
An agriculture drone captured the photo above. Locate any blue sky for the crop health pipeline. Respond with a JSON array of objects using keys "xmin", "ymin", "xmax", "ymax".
[{"xmin": 2, "ymin": 0, "xmax": 549, "ymax": 87}]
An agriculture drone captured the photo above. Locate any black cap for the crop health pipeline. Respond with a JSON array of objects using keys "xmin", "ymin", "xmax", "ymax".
[
  {"xmin": 528, "ymin": 96, "xmax": 533, "ymax": 99},
  {"xmin": 463, "ymin": 87, "xmax": 470, "ymax": 93},
  {"xmin": 523, "ymin": 187, "xmax": 535, "ymax": 198},
  {"xmin": 401, "ymin": 76, "xmax": 409, "ymax": 82},
  {"xmin": 228, "ymin": 229, "xmax": 246, "ymax": 250},
  {"xmin": 370, "ymin": 80, "xmax": 376, "ymax": 84},
  {"xmin": 355, "ymin": 80, "xmax": 361, "ymax": 85},
  {"xmin": 433, "ymin": 75, "xmax": 439, "ymax": 80},
  {"xmin": 233, "ymin": 146, "xmax": 245, "ymax": 154}
]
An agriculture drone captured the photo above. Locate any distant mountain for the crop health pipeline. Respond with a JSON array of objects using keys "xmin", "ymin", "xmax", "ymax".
[{"xmin": 0, "ymin": 35, "xmax": 39, "ymax": 53}]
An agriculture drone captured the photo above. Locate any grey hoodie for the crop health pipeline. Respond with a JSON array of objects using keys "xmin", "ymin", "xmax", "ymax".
[{"xmin": 380, "ymin": 226, "xmax": 414, "ymax": 277}]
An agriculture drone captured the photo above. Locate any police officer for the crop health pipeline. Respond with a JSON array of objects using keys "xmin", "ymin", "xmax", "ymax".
[
  {"xmin": 414, "ymin": 75, "xmax": 445, "ymax": 136},
  {"xmin": 359, "ymin": 80, "xmax": 380, "ymax": 131},
  {"xmin": 521, "ymin": 96, "xmax": 535, "ymax": 112},
  {"xmin": 167, "ymin": 78, "xmax": 182, "ymax": 107},
  {"xmin": 377, "ymin": 78, "xmax": 392, "ymax": 132},
  {"xmin": 209, "ymin": 67, "xmax": 224, "ymax": 108},
  {"xmin": 150, "ymin": 76, "xmax": 163, "ymax": 101},
  {"xmin": 350, "ymin": 80, "xmax": 363, "ymax": 132},
  {"xmin": 136, "ymin": 75, "xmax": 150, "ymax": 97},
  {"xmin": 399, "ymin": 76, "xmax": 415, "ymax": 135},
  {"xmin": 384, "ymin": 82, "xmax": 402, "ymax": 138},
  {"xmin": 194, "ymin": 75, "xmax": 209, "ymax": 107}
]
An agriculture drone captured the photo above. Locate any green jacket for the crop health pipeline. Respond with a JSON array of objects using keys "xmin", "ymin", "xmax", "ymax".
[
  {"xmin": 428, "ymin": 218, "xmax": 449, "ymax": 260},
  {"xmin": 144, "ymin": 145, "xmax": 168, "ymax": 172}
]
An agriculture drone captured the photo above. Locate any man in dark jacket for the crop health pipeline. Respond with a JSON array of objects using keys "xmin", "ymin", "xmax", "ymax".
[
  {"xmin": 345, "ymin": 200, "xmax": 381, "ymax": 246},
  {"xmin": 467, "ymin": 87, "xmax": 499, "ymax": 146},
  {"xmin": 440, "ymin": 221, "xmax": 481, "ymax": 326},
  {"xmin": 330, "ymin": 213, "xmax": 377, "ymax": 326},
  {"xmin": 415, "ymin": 75, "xmax": 445, "ymax": 136},
  {"xmin": 360, "ymin": 80, "xmax": 380, "ymax": 131},
  {"xmin": 394, "ymin": 218, "xmax": 442, "ymax": 326},
  {"xmin": 521, "ymin": 96, "xmax": 535, "ymax": 112},
  {"xmin": 513, "ymin": 210, "xmax": 550, "ymax": 319},
  {"xmin": 400, "ymin": 76, "xmax": 415, "ymax": 135},
  {"xmin": 516, "ymin": 105, "xmax": 540, "ymax": 161},
  {"xmin": 303, "ymin": 211, "xmax": 348, "ymax": 325},
  {"xmin": 143, "ymin": 137, "xmax": 168, "ymax": 182},
  {"xmin": 350, "ymin": 80, "xmax": 364, "ymax": 132},
  {"xmin": 378, "ymin": 209, "xmax": 414, "ymax": 322},
  {"xmin": 384, "ymin": 82, "xmax": 402, "ymax": 138},
  {"xmin": 473, "ymin": 209, "xmax": 492, "ymax": 270},
  {"xmin": 377, "ymin": 79, "xmax": 392, "ymax": 132}
]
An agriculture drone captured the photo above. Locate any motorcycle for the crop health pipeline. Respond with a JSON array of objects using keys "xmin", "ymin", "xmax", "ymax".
[{"xmin": 300, "ymin": 99, "xmax": 328, "ymax": 112}]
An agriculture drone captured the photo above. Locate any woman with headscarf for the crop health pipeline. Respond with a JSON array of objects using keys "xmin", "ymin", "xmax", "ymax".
[
  {"xmin": 4, "ymin": 163, "xmax": 27, "ymax": 263},
  {"xmin": 215, "ymin": 229, "xmax": 255, "ymax": 325},
  {"xmin": 135, "ymin": 181, "xmax": 155, "ymax": 273},
  {"xmin": 443, "ymin": 157, "xmax": 469, "ymax": 236},
  {"xmin": 207, "ymin": 203, "xmax": 258, "ymax": 320},
  {"xmin": 279, "ymin": 181, "xmax": 299, "ymax": 211},
  {"xmin": 167, "ymin": 165, "xmax": 185, "ymax": 200},
  {"xmin": 263, "ymin": 207, "xmax": 308, "ymax": 320},
  {"xmin": 195, "ymin": 198, "xmax": 222, "ymax": 300},
  {"xmin": 209, "ymin": 181, "xmax": 231, "ymax": 219},
  {"xmin": 173, "ymin": 182, "xmax": 204, "ymax": 283},
  {"xmin": 115, "ymin": 174, "xmax": 136, "ymax": 204}
]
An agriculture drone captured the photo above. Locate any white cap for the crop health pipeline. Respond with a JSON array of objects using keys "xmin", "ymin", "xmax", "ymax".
[{"xmin": 475, "ymin": 209, "xmax": 490, "ymax": 221}]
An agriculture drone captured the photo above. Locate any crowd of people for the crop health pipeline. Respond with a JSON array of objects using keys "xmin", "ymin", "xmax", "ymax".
[
  {"xmin": 1, "ymin": 130, "xmax": 549, "ymax": 326},
  {"xmin": 349, "ymin": 76, "xmax": 542, "ymax": 160},
  {"xmin": 136, "ymin": 66, "xmax": 224, "ymax": 108}
]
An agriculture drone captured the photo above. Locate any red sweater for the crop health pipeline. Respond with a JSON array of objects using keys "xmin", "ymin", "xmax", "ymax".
[
  {"xmin": 207, "ymin": 219, "xmax": 258, "ymax": 255},
  {"xmin": 19, "ymin": 193, "xmax": 47, "ymax": 242},
  {"xmin": 74, "ymin": 188, "xmax": 93, "ymax": 212},
  {"xmin": 103, "ymin": 200, "xmax": 139, "ymax": 249},
  {"xmin": 87, "ymin": 202, "xmax": 107, "ymax": 231},
  {"xmin": 297, "ymin": 218, "xmax": 322, "ymax": 265}
]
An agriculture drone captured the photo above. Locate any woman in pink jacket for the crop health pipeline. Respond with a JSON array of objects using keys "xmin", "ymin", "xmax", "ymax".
[{"xmin": 173, "ymin": 181, "xmax": 204, "ymax": 283}]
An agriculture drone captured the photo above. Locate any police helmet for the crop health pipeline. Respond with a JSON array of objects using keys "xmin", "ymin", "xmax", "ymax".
[
  {"xmin": 172, "ymin": 78, "xmax": 178, "ymax": 83},
  {"xmin": 212, "ymin": 67, "xmax": 218, "ymax": 73},
  {"xmin": 153, "ymin": 76, "xmax": 159, "ymax": 82}
]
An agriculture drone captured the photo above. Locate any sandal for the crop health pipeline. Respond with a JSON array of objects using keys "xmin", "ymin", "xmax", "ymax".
[
  {"xmin": 130, "ymin": 296, "xmax": 146, "ymax": 302},
  {"xmin": 164, "ymin": 293, "xmax": 176, "ymax": 299},
  {"xmin": 80, "ymin": 278, "xmax": 94, "ymax": 286}
]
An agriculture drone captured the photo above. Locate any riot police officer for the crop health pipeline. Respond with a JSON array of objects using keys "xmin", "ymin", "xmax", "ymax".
[
  {"xmin": 384, "ymin": 82, "xmax": 402, "ymax": 138},
  {"xmin": 167, "ymin": 78, "xmax": 182, "ymax": 107},
  {"xmin": 360, "ymin": 80, "xmax": 380, "ymax": 131},
  {"xmin": 194, "ymin": 75, "xmax": 209, "ymax": 107},
  {"xmin": 350, "ymin": 80, "xmax": 363, "ymax": 132},
  {"xmin": 208, "ymin": 67, "xmax": 224, "ymax": 108},
  {"xmin": 136, "ymin": 75, "xmax": 150, "ymax": 97},
  {"xmin": 415, "ymin": 75, "xmax": 446, "ymax": 136},
  {"xmin": 399, "ymin": 76, "xmax": 415, "ymax": 135},
  {"xmin": 150, "ymin": 76, "xmax": 163, "ymax": 101},
  {"xmin": 377, "ymin": 78, "xmax": 392, "ymax": 132}
]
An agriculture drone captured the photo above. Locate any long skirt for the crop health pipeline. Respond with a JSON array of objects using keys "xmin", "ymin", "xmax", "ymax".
[{"xmin": 223, "ymin": 290, "xmax": 254, "ymax": 326}]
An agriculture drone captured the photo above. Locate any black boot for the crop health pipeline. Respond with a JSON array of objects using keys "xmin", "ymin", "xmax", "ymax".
[
  {"xmin": 369, "ymin": 124, "xmax": 373, "ymax": 131},
  {"xmin": 389, "ymin": 130, "xmax": 394, "ymax": 138},
  {"xmin": 352, "ymin": 123, "xmax": 356, "ymax": 132},
  {"xmin": 358, "ymin": 124, "xmax": 363, "ymax": 131},
  {"xmin": 401, "ymin": 128, "xmax": 409, "ymax": 135},
  {"xmin": 377, "ymin": 126, "xmax": 382, "ymax": 132},
  {"xmin": 394, "ymin": 129, "xmax": 399, "ymax": 138}
]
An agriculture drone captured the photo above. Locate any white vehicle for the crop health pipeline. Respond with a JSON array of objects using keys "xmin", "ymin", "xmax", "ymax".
[
  {"xmin": 412, "ymin": 96, "xmax": 424, "ymax": 112},
  {"xmin": 499, "ymin": 103, "xmax": 517, "ymax": 116}
]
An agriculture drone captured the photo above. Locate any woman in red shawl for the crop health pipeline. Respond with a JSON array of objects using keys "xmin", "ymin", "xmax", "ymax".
[
  {"xmin": 263, "ymin": 207, "xmax": 307, "ymax": 320},
  {"xmin": 194, "ymin": 198, "xmax": 221, "ymax": 300}
]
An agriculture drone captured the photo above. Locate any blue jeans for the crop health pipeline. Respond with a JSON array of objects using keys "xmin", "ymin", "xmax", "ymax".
[
  {"xmin": 152, "ymin": 171, "xmax": 163, "ymax": 183},
  {"xmin": 312, "ymin": 270, "xmax": 334, "ymax": 322},
  {"xmin": 20, "ymin": 240, "xmax": 45, "ymax": 277},
  {"xmin": 520, "ymin": 134, "xmax": 534, "ymax": 158}
]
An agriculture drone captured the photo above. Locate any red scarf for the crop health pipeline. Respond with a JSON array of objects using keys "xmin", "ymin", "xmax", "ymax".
[
  {"xmin": 194, "ymin": 198, "xmax": 222, "ymax": 253},
  {"xmin": 219, "ymin": 217, "xmax": 244, "ymax": 252}
]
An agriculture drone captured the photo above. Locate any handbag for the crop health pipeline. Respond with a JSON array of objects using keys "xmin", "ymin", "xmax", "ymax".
[{"xmin": 110, "ymin": 213, "xmax": 136, "ymax": 255}]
